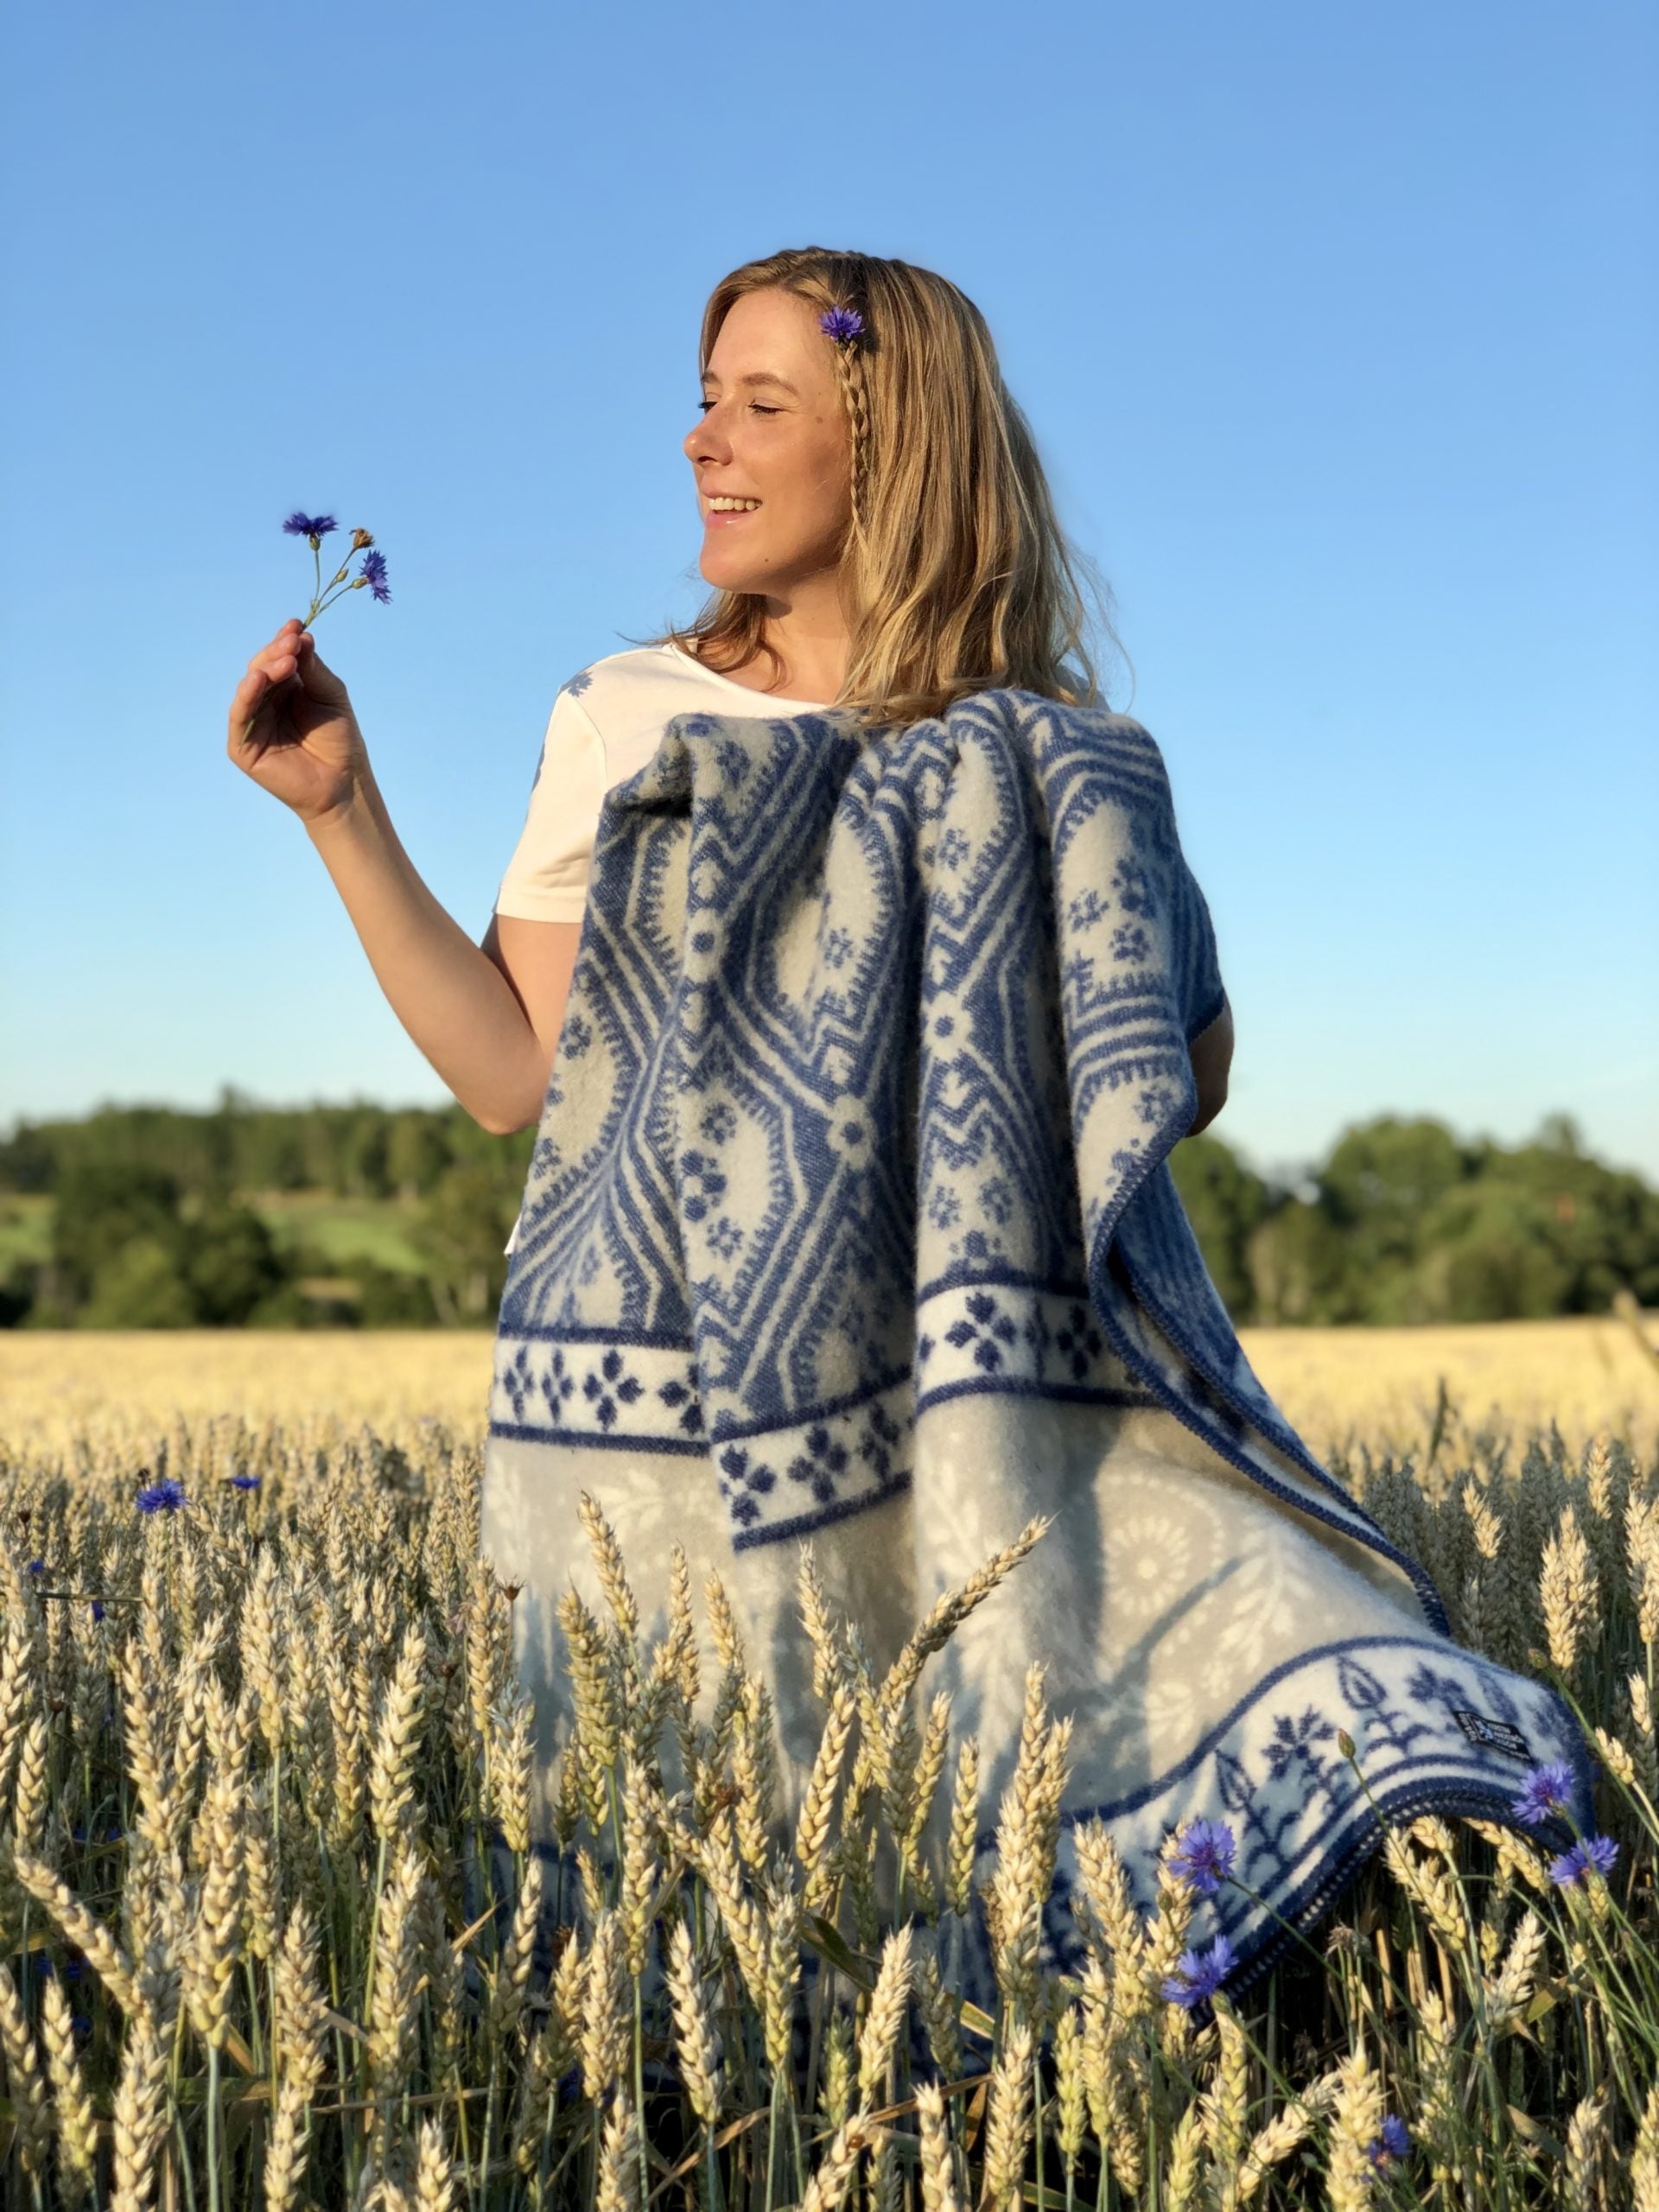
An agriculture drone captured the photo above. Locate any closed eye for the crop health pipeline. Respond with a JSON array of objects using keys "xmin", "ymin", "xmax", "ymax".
[{"xmin": 697, "ymin": 399, "xmax": 782, "ymax": 416}]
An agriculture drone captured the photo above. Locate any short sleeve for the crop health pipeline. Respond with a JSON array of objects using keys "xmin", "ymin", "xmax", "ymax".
[{"xmin": 493, "ymin": 686, "xmax": 607, "ymax": 924}]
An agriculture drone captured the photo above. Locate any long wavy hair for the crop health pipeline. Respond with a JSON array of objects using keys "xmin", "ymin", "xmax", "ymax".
[{"xmin": 652, "ymin": 246, "xmax": 1130, "ymax": 728}]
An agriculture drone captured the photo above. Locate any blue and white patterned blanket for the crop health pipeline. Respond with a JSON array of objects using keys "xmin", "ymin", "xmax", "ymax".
[{"xmin": 482, "ymin": 688, "xmax": 1595, "ymax": 2001}]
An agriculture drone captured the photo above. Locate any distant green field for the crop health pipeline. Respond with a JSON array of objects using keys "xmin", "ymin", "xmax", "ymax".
[
  {"xmin": 251, "ymin": 1193, "xmax": 428, "ymax": 1274},
  {"xmin": 0, "ymin": 1192, "xmax": 429, "ymax": 1277},
  {"xmin": 0, "ymin": 1196, "xmax": 51, "ymax": 1271}
]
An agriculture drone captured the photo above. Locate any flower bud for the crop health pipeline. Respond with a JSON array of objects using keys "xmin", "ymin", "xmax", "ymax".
[{"xmin": 350, "ymin": 527, "xmax": 376, "ymax": 550}]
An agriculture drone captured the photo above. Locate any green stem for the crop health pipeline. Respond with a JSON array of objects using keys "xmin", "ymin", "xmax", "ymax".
[{"xmin": 205, "ymin": 2039, "xmax": 221, "ymax": 2212}]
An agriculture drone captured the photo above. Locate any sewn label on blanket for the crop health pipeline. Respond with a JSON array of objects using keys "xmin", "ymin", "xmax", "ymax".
[{"xmin": 1451, "ymin": 1709, "xmax": 1535, "ymax": 1762}]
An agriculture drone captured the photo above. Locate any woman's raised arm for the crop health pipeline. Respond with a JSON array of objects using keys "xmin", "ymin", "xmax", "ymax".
[{"xmin": 227, "ymin": 620, "xmax": 565, "ymax": 1135}]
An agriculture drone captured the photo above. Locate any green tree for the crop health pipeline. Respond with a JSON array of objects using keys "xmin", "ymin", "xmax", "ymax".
[
  {"xmin": 179, "ymin": 1203, "xmax": 287, "ymax": 1325},
  {"xmin": 415, "ymin": 1163, "xmax": 523, "ymax": 1325},
  {"xmin": 79, "ymin": 1236, "xmax": 198, "ymax": 1328},
  {"xmin": 1167, "ymin": 1134, "xmax": 1273, "ymax": 1321},
  {"xmin": 50, "ymin": 1162, "xmax": 185, "ymax": 1312}
]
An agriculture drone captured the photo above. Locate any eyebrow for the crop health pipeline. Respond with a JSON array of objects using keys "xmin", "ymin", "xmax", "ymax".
[{"xmin": 700, "ymin": 370, "xmax": 802, "ymax": 397}]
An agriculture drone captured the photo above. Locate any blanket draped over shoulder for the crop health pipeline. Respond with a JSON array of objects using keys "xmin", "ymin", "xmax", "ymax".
[{"xmin": 482, "ymin": 688, "xmax": 1594, "ymax": 2005}]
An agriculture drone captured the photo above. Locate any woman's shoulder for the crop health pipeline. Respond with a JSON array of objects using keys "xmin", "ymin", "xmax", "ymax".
[
  {"xmin": 556, "ymin": 641, "xmax": 702, "ymax": 708},
  {"xmin": 550, "ymin": 643, "xmax": 727, "ymax": 783}
]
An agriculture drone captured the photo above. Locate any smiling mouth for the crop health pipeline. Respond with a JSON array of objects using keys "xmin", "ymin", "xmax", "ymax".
[{"xmin": 705, "ymin": 496, "xmax": 763, "ymax": 516}]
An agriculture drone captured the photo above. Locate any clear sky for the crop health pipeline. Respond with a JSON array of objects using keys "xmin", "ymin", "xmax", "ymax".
[{"xmin": 2, "ymin": 1, "xmax": 1654, "ymax": 1188}]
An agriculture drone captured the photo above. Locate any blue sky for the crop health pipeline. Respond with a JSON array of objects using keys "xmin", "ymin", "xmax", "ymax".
[{"xmin": 2, "ymin": 1, "xmax": 1654, "ymax": 1188}]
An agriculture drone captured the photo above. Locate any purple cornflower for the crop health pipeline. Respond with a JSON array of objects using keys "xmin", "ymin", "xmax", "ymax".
[
  {"xmin": 136, "ymin": 1478, "xmax": 187, "ymax": 1516},
  {"xmin": 1367, "ymin": 2116, "xmax": 1412, "ymax": 2169},
  {"xmin": 283, "ymin": 511, "xmax": 337, "ymax": 541},
  {"xmin": 1511, "ymin": 1761, "xmax": 1575, "ymax": 1827},
  {"xmin": 1549, "ymin": 1834, "xmax": 1619, "ymax": 1888},
  {"xmin": 1168, "ymin": 1818, "xmax": 1236, "ymax": 1897},
  {"xmin": 359, "ymin": 548, "xmax": 391, "ymax": 603},
  {"xmin": 1160, "ymin": 1933, "xmax": 1236, "ymax": 2008},
  {"xmin": 818, "ymin": 306, "xmax": 864, "ymax": 343},
  {"xmin": 90, "ymin": 1600, "xmax": 105, "ymax": 1623},
  {"xmin": 229, "ymin": 1472, "xmax": 261, "ymax": 1491},
  {"xmin": 26, "ymin": 1559, "xmax": 42, "ymax": 1575}
]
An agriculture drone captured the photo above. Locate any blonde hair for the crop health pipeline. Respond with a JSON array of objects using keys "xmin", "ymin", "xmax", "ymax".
[{"xmin": 652, "ymin": 246, "xmax": 1130, "ymax": 729}]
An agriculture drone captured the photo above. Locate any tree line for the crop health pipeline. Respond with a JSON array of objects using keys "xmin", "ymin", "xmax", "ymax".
[{"xmin": 0, "ymin": 1089, "xmax": 1652, "ymax": 1330}]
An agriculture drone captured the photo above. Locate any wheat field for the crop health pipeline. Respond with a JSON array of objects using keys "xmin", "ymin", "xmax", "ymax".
[
  {"xmin": 0, "ymin": 1322, "xmax": 1654, "ymax": 2207},
  {"xmin": 3, "ymin": 1312, "xmax": 1655, "ymax": 1463}
]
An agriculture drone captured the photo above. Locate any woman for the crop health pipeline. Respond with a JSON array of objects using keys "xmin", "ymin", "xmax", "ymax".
[{"xmin": 228, "ymin": 246, "xmax": 1592, "ymax": 2011}]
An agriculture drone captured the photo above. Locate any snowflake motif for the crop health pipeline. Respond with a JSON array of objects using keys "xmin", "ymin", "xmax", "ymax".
[
  {"xmin": 1110, "ymin": 922, "xmax": 1151, "ymax": 964},
  {"xmin": 787, "ymin": 1424, "xmax": 850, "ymax": 1504},
  {"xmin": 561, "ymin": 1012, "xmax": 593, "ymax": 1059},
  {"xmin": 582, "ymin": 1349, "xmax": 645, "ymax": 1430},
  {"xmin": 1052, "ymin": 1302, "xmax": 1103, "ymax": 1380},
  {"xmin": 502, "ymin": 1344, "xmax": 537, "ymax": 1421},
  {"xmin": 937, "ymin": 826, "xmax": 971, "ymax": 869},
  {"xmin": 1262, "ymin": 1707, "xmax": 1338, "ymax": 1787},
  {"xmin": 699, "ymin": 1099, "xmax": 739, "ymax": 1146},
  {"xmin": 823, "ymin": 925, "xmax": 855, "ymax": 970},
  {"xmin": 708, "ymin": 1216, "xmax": 744, "ymax": 1262},
  {"xmin": 717, "ymin": 1442, "xmax": 777, "ymax": 1527},
  {"xmin": 540, "ymin": 1348, "xmax": 577, "ymax": 1421},
  {"xmin": 1068, "ymin": 888, "xmax": 1107, "ymax": 930},
  {"xmin": 926, "ymin": 1185, "xmax": 962, "ymax": 1230},
  {"xmin": 559, "ymin": 669, "xmax": 594, "ymax": 697},
  {"xmin": 1110, "ymin": 859, "xmax": 1156, "ymax": 917},
  {"xmin": 944, "ymin": 1290, "xmax": 1019, "ymax": 1372},
  {"xmin": 981, "ymin": 1177, "xmax": 1013, "ymax": 1225},
  {"xmin": 658, "ymin": 1363, "xmax": 704, "ymax": 1437},
  {"xmin": 679, "ymin": 1147, "xmax": 728, "ymax": 1224},
  {"xmin": 854, "ymin": 1401, "xmax": 905, "ymax": 1480}
]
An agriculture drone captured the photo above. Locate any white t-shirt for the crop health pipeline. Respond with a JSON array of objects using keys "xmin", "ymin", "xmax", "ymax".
[{"xmin": 493, "ymin": 642, "xmax": 836, "ymax": 925}]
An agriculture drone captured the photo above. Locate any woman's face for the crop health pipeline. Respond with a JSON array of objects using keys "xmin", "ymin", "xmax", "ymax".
[{"xmin": 683, "ymin": 287, "xmax": 853, "ymax": 599}]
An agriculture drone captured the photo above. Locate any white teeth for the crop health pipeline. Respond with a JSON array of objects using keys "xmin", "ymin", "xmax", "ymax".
[{"xmin": 709, "ymin": 496, "xmax": 762, "ymax": 512}]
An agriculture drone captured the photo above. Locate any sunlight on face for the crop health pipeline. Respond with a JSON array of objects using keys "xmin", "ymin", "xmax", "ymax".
[{"xmin": 683, "ymin": 289, "xmax": 853, "ymax": 601}]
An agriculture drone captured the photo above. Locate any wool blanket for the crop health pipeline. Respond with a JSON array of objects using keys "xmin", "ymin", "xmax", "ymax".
[{"xmin": 481, "ymin": 688, "xmax": 1595, "ymax": 2005}]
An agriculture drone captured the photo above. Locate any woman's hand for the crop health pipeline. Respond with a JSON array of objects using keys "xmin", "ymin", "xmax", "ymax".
[{"xmin": 226, "ymin": 617, "xmax": 371, "ymax": 824}]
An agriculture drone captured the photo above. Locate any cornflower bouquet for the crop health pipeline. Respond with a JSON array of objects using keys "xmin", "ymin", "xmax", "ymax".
[{"xmin": 282, "ymin": 511, "xmax": 391, "ymax": 625}]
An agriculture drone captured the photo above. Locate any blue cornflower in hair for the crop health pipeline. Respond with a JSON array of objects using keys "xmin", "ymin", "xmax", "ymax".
[
  {"xmin": 1160, "ymin": 1933, "xmax": 1236, "ymax": 2008},
  {"xmin": 1367, "ymin": 2116, "xmax": 1412, "ymax": 2169},
  {"xmin": 1510, "ymin": 1760, "xmax": 1575, "ymax": 1827},
  {"xmin": 283, "ymin": 512, "xmax": 337, "ymax": 542},
  {"xmin": 229, "ymin": 1472, "xmax": 261, "ymax": 1491},
  {"xmin": 1548, "ymin": 1834, "xmax": 1619, "ymax": 1888},
  {"xmin": 819, "ymin": 307, "xmax": 864, "ymax": 343},
  {"xmin": 90, "ymin": 1600, "xmax": 105, "ymax": 1623},
  {"xmin": 358, "ymin": 548, "xmax": 391, "ymax": 604},
  {"xmin": 26, "ymin": 1560, "xmax": 43, "ymax": 1576},
  {"xmin": 1167, "ymin": 1818, "xmax": 1236, "ymax": 1897},
  {"xmin": 136, "ymin": 1478, "xmax": 187, "ymax": 1516}
]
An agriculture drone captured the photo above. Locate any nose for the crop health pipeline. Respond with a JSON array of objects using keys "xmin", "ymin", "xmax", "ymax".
[{"xmin": 683, "ymin": 404, "xmax": 731, "ymax": 468}]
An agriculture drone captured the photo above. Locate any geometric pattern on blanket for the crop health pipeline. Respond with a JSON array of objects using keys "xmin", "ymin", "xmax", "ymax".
[{"xmin": 482, "ymin": 688, "xmax": 1598, "ymax": 2001}]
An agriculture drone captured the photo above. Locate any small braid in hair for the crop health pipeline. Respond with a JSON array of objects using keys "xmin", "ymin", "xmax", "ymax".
[{"xmin": 822, "ymin": 311, "xmax": 873, "ymax": 551}]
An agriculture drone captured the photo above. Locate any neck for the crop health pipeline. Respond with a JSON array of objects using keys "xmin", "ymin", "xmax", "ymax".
[{"xmin": 750, "ymin": 567, "xmax": 851, "ymax": 702}]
